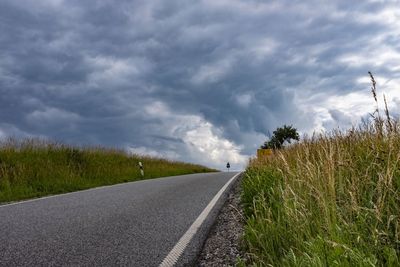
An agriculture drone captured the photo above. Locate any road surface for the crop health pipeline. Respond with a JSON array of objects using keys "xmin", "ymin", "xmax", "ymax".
[{"xmin": 0, "ymin": 172, "xmax": 240, "ymax": 266}]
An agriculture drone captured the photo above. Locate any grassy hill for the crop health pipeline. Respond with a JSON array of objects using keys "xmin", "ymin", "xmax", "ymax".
[
  {"xmin": 241, "ymin": 80, "xmax": 400, "ymax": 266},
  {"xmin": 0, "ymin": 139, "xmax": 216, "ymax": 203}
]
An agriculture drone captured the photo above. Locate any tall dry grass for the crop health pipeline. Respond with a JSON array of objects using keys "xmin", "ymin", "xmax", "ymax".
[
  {"xmin": 0, "ymin": 139, "xmax": 216, "ymax": 203},
  {"xmin": 241, "ymin": 74, "xmax": 400, "ymax": 266}
]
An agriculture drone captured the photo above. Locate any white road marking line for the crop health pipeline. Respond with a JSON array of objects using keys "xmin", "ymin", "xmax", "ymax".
[{"xmin": 159, "ymin": 172, "xmax": 242, "ymax": 267}]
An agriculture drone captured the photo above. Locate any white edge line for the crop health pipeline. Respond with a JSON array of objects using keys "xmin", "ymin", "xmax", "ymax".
[
  {"xmin": 159, "ymin": 172, "xmax": 242, "ymax": 267},
  {"xmin": 0, "ymin": 172, "xmax": 219, "ymax": 209}
]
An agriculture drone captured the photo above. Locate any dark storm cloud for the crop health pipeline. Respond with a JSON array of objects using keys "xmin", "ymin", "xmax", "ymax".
[{"xmin": 1, "ymin": 0, "xmax": 400, "ymax": 168}]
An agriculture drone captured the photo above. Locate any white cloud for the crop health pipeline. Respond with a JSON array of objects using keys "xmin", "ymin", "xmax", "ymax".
[
  {"xmin": 236, "ymin": 93, "xmax": 252, "ymax": 108},
  {"xmin": 201, "ymin": 0, "xmax": 282, "ymax": 15},
  {"xmin": 338, "ymin": 46, "xmax": 400, "ymax": 68},
  {"xmin": 0, "ymin": 129, "xmax": 5, "ymax": 140},
  {"xmin": 140, "ymin": 101, "xmax": 247, "ymax": 169},
  {"xmin": 191, "ymin": 57, "xmax": 235, "ymax": 84},
  {"xmin": 355, "ymin": 5, "xmax": 400, "ymax": 28},
  {"xmin": 86, "ymin": 56, "xmax": 151, "ymax": 87},
  {"xmin": 250, "ymin": 38, "xmax": 279, "ymax": 61},
  {"xmin": 0, "ymin": 124, "xmax": 34, "ymax": 140},
  {"xmin": 128, "ymin": 146, "xmax": 180, "ymax": 159},
  {"xmin": 184, "ymin": 121, "xmax": 247, "ymax": 169},
  {"xmin": 26, "ymin": 107, "xmax": 81, "ymax": 125},
  {"xmin": 299, "ymin": 74, "xmax": 400, "ymax": 133}
]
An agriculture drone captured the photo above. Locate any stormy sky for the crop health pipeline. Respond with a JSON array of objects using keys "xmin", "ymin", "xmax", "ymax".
[{"xmin": 1, "ymin": 0, "xmax": 400, "ymax": 169}]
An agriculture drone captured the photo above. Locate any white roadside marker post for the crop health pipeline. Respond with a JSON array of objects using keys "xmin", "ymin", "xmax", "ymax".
[{"xmin": 138, "ymin": 161, "xmax": 144, "ymax": 177}]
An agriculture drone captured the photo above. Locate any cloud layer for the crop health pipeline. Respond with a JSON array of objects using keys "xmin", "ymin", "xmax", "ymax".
[{"xmin": 1, "ymin": 0, "xmax": 400, "ymax": 169}]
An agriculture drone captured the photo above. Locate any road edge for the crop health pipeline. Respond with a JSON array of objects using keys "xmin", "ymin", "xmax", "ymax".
[
  {"xmin": 159, "ymin": 172, "xmax": 242, "ymax": 267},
  {"xmin": 196, "ymin": 172, "xmax": 244, "ymax": 266}
]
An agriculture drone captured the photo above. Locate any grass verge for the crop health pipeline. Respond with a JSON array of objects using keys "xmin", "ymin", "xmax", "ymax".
[
  {"xmin": 241, "ymin": 75, "xmax": 400, "ymax": 266},
  {"xmin": 0, "ymin": 138, "xmax": 217, "ymax": 203}
]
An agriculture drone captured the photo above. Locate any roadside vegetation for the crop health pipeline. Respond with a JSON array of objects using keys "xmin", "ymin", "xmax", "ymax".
[
  {"xmin": 0, "ymin": 139, "xmax": 216, "ymax": 203},
  {"xmin": 261, "ymin": 124, "xmax": 299, "ymax": 150},
  {"xmin": 241, "ymin": 73, "xmax": 400, "ymax": 266}
]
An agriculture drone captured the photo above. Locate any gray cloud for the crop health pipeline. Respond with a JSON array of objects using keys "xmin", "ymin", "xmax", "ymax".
[{"xmin": 1, "ymin": 0, "xmax": 400, "ymax": 169}]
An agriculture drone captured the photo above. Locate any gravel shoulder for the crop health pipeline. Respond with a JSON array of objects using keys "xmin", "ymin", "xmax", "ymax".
[{"xmin": 196, "ymin": 174, "xmax": 244, "ymax": 266}]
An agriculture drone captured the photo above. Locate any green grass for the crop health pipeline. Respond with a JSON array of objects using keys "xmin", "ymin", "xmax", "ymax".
[
  {"xmin": 241, "ymin": 76, "xmax": 400, "ymax": 266},
  {"xmin": 0, "ymin": 138, "xmax": 217, "ymax": 203}
]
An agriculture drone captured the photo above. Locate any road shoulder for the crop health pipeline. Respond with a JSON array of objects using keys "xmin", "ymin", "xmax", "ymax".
[{"xmin": 196, "ymin": 174, "xmax": 244, "ymax": 266}]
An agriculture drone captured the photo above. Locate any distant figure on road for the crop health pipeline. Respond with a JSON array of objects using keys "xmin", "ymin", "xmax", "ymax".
[{"xmin": 226, "ymin": 162, "xmax": 230, "ymax": 172}]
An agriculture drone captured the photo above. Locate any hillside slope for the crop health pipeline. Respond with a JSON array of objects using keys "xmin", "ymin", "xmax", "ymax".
[{"xmin": 0, "ymin": 139, "xmax": 216, "ymax": 203}]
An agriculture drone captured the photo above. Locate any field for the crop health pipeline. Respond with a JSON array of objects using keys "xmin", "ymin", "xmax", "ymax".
[
  {"xmin": 241, "ymin": 76, "xmax": 400, "ymax": 266},
  {"xmin": 0, "ymin": 139, "xmax": 216, "ymax": 203}
]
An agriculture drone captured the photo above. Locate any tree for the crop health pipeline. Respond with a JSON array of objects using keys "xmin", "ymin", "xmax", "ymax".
[{"xmin": 261, "ymin": 125, "xmax": 299, "ymax": 150}]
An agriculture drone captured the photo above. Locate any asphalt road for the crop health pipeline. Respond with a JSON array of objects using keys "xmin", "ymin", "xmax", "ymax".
[{"xmin": 0, "ymin": 172, "xmax": 239, "ymax": 266}]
